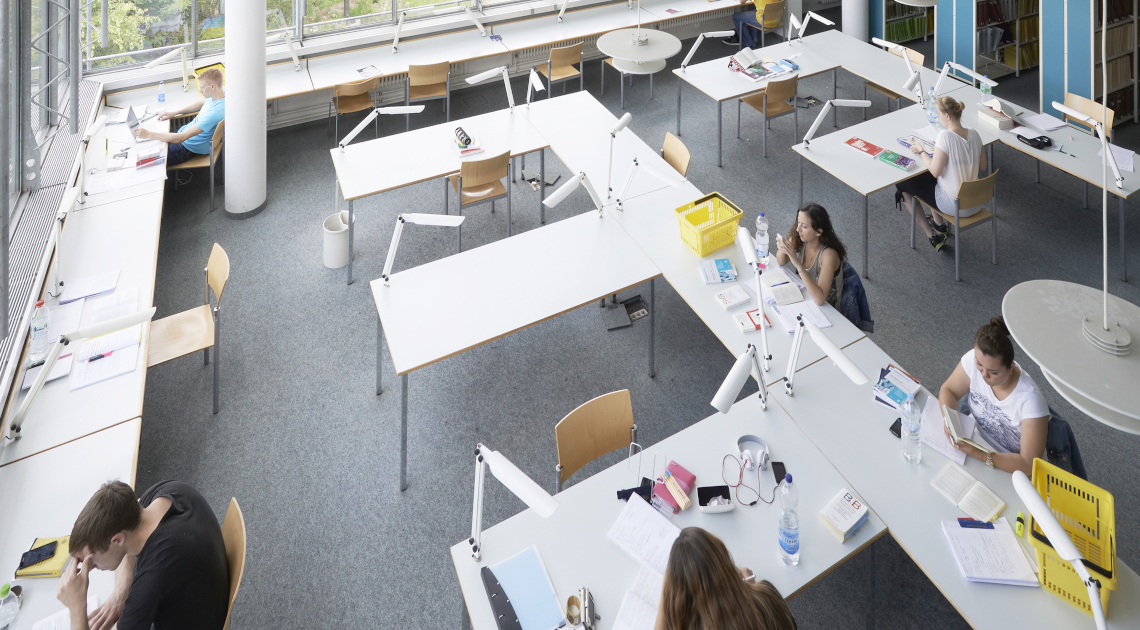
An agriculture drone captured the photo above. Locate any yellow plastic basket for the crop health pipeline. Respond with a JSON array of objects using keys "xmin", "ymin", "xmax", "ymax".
[
  {"xmin": 674, "ymin": 193, "xmax": 743, "ymax": 258},
  {"xmin": 1028, "ymin": 458, "xmax": 1116, "ymax": 618}
]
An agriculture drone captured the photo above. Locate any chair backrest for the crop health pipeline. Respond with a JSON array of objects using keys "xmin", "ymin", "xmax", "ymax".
[
  {"xmin": 762, "ymin": 0, "xmax": 786, "ymax": 22},
  {"xmin": 459, "ymin": 150, "xmax": 510, "ymax": 187},
  {"xmin": 766, "ymin": 75, "xmax": 798, "ymax": 103},
  {"xmin": 409, "ymin": 61, "xmax": 450, "ymax": 87},
  {"xmin": 888, "ymin": 45, "xmax": 924, "ymax": 66},
  {"xmin": 333, "ymin": 76, "xmax": 379, "ymax": 98},
  {"xmin": 662, "ymin": 132, "xmax": 690, "ymax": 178},
  {"xmin": 221, "ymin": 498, "xmax": 246, "ymax": 630},
  {"xmin": 550, "ymin": 42, "xmax": 584, "ymax": 69},
  {"xmin": 211, "ymin": 119, "xmax": 226, "ymax": 158},
  {"xmin": 555, "ymin": 390, "xmax": 635, "ymax": 487},
  {"xmin": 956, "ymin": 168, "xmax": 999, "ymax": 207},
  {"xmin": 1063, "ymin": 92, "xmax": 1114, "ymax": 138},
  {"xmin": 206, "ymin": 243, "xmax": 230, "ymax": 307}
]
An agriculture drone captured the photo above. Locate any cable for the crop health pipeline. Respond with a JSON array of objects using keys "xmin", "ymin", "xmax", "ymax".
[{"xmin": 722, "ymin": 454, "xmax": 777, "ymax": 507}]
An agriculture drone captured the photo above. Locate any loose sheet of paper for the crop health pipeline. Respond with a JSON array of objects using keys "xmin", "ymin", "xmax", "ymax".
[
  {"xmin": 82, "ymin": 287, "xmax": 139, "ymax": 326},
  {"xmin": 613, "ymin": 589, "xmax": 659, "ymax": 630},
  {"xmin": 32, "ymin": 595, "xmax": 99, "ymax": 630},
  {"xmin": 607, "ymin": 494, "xmax": 680, "ymax": 575},
  {"xmin": 942, "ymin": 518, "xmax": 1037, "ymax": 585},
  {"xmin": 770, "ymin": 299, "xmax": 832, "ymax": 332},
  {"xmin": 1098, "ymin": 143, "xmax": 1135, "ymax": 173},
  {"xmin": 919, "ymin": 397, "xmax": 968, "ymax": 465},
  {"xmin": 45, "ymin": 299, "xmax": 84, "ymax": 340},
  {"xmin": 1021, "ymin": 112, "xmax": 1067, "ymax": 131},
  {"xmin": 70, "ymin": 343, "xmax": 140, "ymax": 391},
  {"xmin": 60, "ymin": 271, "xmax": 119, "ymax": 304},
  {"xmin": 914, "ymin": 125, "xmax": 939, "ymax": 144}
]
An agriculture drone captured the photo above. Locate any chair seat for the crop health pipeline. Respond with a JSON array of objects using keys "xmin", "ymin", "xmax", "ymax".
[
  {"xmin": 741, "ymin": 92, "xmax": 795, "ymax": 118},
  {"xmin": 866, "ymin": 81, "xmax": 902, "ymax": 100},
  {"xmin": 933, "ymin": 207, "xmax": 994, "ymax": 230},
  {"xmin": 448, "ymin": 174, "xmax": 508, "ymax": 207},
  {"xmin": 333, "ymin": 92, "xmax": 374, "ymax": 114},
  {"xmin": 147, "ymin": 305, "xmax": 214, "ymax": 367},
  {"xmin": 409, "ymin": 83, "xmax": 447, "ymax": 100},
  {"xmin": 539, "ymin": 64, "xmax": 582, "ymax": 82},
  {"xmin": 168, "ymin": 146, "xmax": 220, "ymax": 172}
]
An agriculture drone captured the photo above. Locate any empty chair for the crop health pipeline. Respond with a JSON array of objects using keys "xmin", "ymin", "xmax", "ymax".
[
  {"xmin": 406, "ymin": 62, "xmax": 451, "ymax": 131},
  {"xmin": 863, "ymin": 46, "xmax": 924, "ymax": 119},
  {"xmin": 737, "ymin": 74, "xmax": 798, "ymax": 158},
  {"xmin": 743, "ymin": 1, "xmax": 786, "ymax": 49},
  {"xmin": 662, "ymin": 132, "xmax": 690, "ymax": 177},
  {"xmin": 147, "ymin": 243, "xmax": 230, "ymax": 414},
  {"xmin": 445, "ymin": 150, "xmax": 512, "ymax": 251},
  {"xmin": 221, "ymin": 498, "xmax": 246, "ymax": 630},
  {"xmin": 168, "ymin": 119, "xmax": 224, "ymax": 213},
  {"xmin": 1063, "ymin": 93, "xmax": 1114, "ymax": 208},
  {"xmin": 554, "ymin": 390, "xmax": 637, "ymax": 492},
  {"xmin": 538, "ymin": 42, "xmax": 584, "ymax": 97},
  {"xmin": 328, "ymin": 77, "xmax": 379, "ymax": 145},
  {"xmin": 912, "ymin": 170, "xmax": 1000, "ymax": 282}
]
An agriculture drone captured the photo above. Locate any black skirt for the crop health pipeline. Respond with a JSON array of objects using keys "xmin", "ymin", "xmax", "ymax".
[{"xmin": 895, "ymin": 172, "xmax": 938, "ymax": 208}]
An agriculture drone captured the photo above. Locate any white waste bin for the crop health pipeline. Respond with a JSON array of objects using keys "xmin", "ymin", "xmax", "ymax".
[{"xmin": 323, "ymin": 213, "xmax": 350, "ymax": 269}]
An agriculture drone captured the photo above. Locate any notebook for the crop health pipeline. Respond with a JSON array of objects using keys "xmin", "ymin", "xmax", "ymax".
[
  {"xmin": 15, "ymin": 536, "xmax": 71, "ymax": 578},
  {"xmin": 942, "ymin": 518, "xmax": 1038, "ymax": 586},
  {"xmin": 607, "ymin": 493, "xmax": 680, "ymax": 575},
  {"xmin": 931, "ymin": 462, "xmax": 1005, "ymax": 522}
]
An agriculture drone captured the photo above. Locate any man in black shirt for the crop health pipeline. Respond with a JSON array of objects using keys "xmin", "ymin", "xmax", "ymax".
[{"xmin": 57, "ymin": 480, "xmax": 230, "ymax": 630}]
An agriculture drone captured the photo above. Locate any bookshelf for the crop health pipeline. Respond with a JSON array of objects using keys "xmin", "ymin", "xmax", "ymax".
[
  {"xmin": 881, "ymin": 0, "xmax": 934, "ymax": 44},
  {"xmin": 1093, "ymin": 0, "xmax": 1138, "ymax": 126},
  {"xmin": 975, "ymin": 0, "xmax": 1040, "ymax": 79}
]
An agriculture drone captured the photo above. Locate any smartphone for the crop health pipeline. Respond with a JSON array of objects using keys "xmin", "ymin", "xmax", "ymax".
[
  {"xmin": 18, "ymin": 541, "xmax": 57, "ymax": 570},
  {"xmin": 889, "ymin": 418, "xmax": 902, "ymax": 439},
  {"xmin": 771, "ymin": 461, "xmax": 787, "ymax": 486}
]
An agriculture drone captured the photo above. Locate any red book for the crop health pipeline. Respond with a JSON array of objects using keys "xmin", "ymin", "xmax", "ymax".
[{"xmin": 845, "ymin": 137, "xmax": 884, "ymax": 158}]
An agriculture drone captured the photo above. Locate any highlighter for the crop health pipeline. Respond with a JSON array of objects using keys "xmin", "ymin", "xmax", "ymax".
[{"xmin": 1016, "ymin": 511, "xmax": 1026, "ymax": 537}]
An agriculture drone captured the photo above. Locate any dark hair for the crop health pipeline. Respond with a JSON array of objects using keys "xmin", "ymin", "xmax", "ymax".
[
  {"xmin": 659, "ymin": 527, "xmax": 796, "ymax": 630},
  {"xmin": 975, "ymin": 317, "xmax": 1015, "ymax": 367},
  {"xmin": 786, "ymin": 203, "xmax": 848, "ymax": 262},
  {"xmin": 71, "ymin": 481, "xmax": 141, "ymax": 554}
]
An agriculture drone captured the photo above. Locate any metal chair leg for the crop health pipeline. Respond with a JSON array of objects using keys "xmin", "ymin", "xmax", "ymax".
[
  {"xmin": 991, "ymin": 192, "xmax": 997, "ymax": 265},
  {"xmin": 208, "ymin": 149, "xmax": 215, "ymax": 213},
  {"xmin": 762, "ymin": 99, "xmax": 767, "ymax": 158},
  {"xmin": 910, "ymin": 198, "xmax": 916, "ymax": 249},
  {"xmin": 213, "ymin": 309, "xmax": 220, "ymax": 414},
  {"xmin": 863, "ymin": 84, "xmax": 867, "ymax": 120},
  {"xmin": 620, "ymin": 72, "xmax": 625, "ymax": 109},
  {"xmin": 736, "ymin": 99, "xmax": 741, "ymax": 139},
  {"xmin": 955, "ymin": 215, "xmax": 961, "ymax": 282},
  {"xmin": 507, "ymin": 162, "xmax": 513, "ymax": 237},
  {"xmin": 600, "ymin": 60, "xmax": 605, "ymax": 96},
  {"xmin": 650, "ymin": 72, "xmax": 653, "ymax": 100}
]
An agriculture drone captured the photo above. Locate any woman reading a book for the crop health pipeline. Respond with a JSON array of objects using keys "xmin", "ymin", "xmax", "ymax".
[
  {"xmin": 937, "ymin": 317, "xmax": 1049, "ymax": 475},
  {"xmin": 894, "ymin": 96, "xmax": 986, "ymax": 252},
  {"xmin": 655, "ymin": 527, "xmax": 796, "ymax": 630},
  {"xmin": 775, "ymin": 203, "xmax": 845, "ymax": 309}
]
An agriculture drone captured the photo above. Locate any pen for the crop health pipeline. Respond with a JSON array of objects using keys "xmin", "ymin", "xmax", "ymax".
[{"xmin": 87, "ymin": 351, "xmax": 113, "ymax": 362}]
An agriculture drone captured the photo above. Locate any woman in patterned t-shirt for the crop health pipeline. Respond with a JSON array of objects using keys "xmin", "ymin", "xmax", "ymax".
[{"xmin": 936, "ymin": 317, "xmax": 1049, "ymax": 475}]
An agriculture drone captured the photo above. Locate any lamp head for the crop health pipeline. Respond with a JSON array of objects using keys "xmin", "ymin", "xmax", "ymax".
[
  {"xmin": 467, "ymin": 66, "xmax": 507, "ymax": 85},
  {"xmin": 58, "ymin": 187, "xmax": 81, "ymax": 217},
  {"xmin": 804, "ymin": 319, "xmax": 869, "ymax": 385},
  {"xmin": 712, "ymin": 346, "xmax": 757, "ymax": 413},
  {"xmin": 143, "ymin": 45, "xmax": 186, "ymax": 69},
  {"xmin": 377, "ymin": 105, "xmax": 426, "ymax": 115},
  {"xmin": 705, "ymin": 30, "xmax": 735, "ymax": 38},
  {"xmin": 737, "ymin": 227, "xmax": 758, "ymax": 267},
  {"xmin": 542, "ymin": 174, "xmax": 580, "ymax": 208},
  {"xmin": 611, "ymin": 112, "xmax": 633, "ymax": 136},
  {"xmin": 477, "ymin": 444, "xmax": 559, "ymax": 517},
  {"xmin": 903, "ymin": 72, "xmax": 922, "ymax": 92},
  {"xmin": 401, "ymin": 213, "xmax": 465, "ymax": 227},
  {"xmin": 1052, "ymin": 101, "xmax": 1096, "ymax": 126}
]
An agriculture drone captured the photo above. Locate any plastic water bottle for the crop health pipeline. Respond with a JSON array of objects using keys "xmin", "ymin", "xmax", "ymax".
[
  {"xmin": 926, "ymin": 87, "xmax": 939, "ymax": 127},
  {"xmin": 157, "ymin": 80, "xmax": 166, "ymax": 115},
  {"xmin": 901, "ymin": 393, "xmax": 922, "ymax": 465},
  {"xmin": 980, "ymin": 76, "xmax": 992, "ymax": 102},
  {"xmin": 0, "ymin": 582, "xmax": 20, "ymax": 629},
  {"xmin": 29, "ymin": 300, "xmax": 50, "ymax": 367},
  {"xmin": 754, "ymin": 212, "xmax": 769, "ymax": 267},
  {"xmin": 778, "ymin": 473, "xmax": 800, "ymax": 565}
]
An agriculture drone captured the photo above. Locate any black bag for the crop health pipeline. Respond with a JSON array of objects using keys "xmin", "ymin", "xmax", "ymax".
[{"xmin": 1017, "ymin": 134, "xmax": 1053, "ymax": 150}]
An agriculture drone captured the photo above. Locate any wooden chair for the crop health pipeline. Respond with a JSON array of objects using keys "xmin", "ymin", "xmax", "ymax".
[
  {"xmin": 863, "ymin": 46, "xmax": 924, "ymax": 119},
  {"xmin": 221, "ymin": 498, "xmax": 246, "ymax": 630},
  {"xmin": 406, "ymin": 61, "xmax": 450, "ymax": 131},
  {"xmin": 1063, "ymin": 93, "xmax": 1114, "ymax": 208},
  {"xmin": 743, "ymin": 1, "xmax": 786, "ymax": 49},
  {"xmin": 554, "ymin": 390, "xmax": 637, "ymax": 493},
  {"xmin": 912, "ymin": 170, "xmax": 999, "ymax": 282},
  {"xmin": 168, "ymin": 119, "xmax": 224, "ymax": 213},
  {"xmin": 662, "ymin": 132, "xmax": 690, "ymax": 178},
  {"xmin": 538, "ymin": 43, "xmax": 584, "ymax": 97},
  {"xmin": 444, "ymin": 150, "xmax": 512, "ymax": 252},
  {"xmin": 147, "ymin": 243, "xmax": 230, "ymax": 414},
  {"xmin": 328, "ymin": 77, "xmax": 379, "ymax": 146},
  {"xmin": 737, "ymin": 74, "xmax": 798, "ymax": 158},
  {"xmin": 600, "ymin": 59, "xmax": 655, "ymax": 110}
]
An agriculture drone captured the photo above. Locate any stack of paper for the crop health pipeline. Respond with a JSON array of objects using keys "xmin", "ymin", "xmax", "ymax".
[
  {"xmin": 33, "ymin": 595, "xmax": 100, "ymax": 630},
  {"xmin": 920, "ymin": 397, "xmax": 969, "ymax": 465},
  {"xmin": 1098, "ymin": 143, "xmax": 1135, "ymax": 173},
  {"xmin": 59, "ymin": 271, "xmax": 119, "ymax": 304},
  {"xmin": 942, "ymin": 517, "xmax": 1038, "ymax": 586},
  {"xmin": 21, "ymin": 300, "xmax": 84, "ymax": 389},
  {"xmin": 1021, "ymin": 112, "xmax": 1067, "ymax": 131},
  {"xmin": 608, "ymin": 496, "xmax": 678, "ymax": 630},
  {"xmin": 613, "ymin": 566, "xmax": 665, "ymax": 630},
  {"xmin": 872, "ymin": 365, "xmax": 920, "ymax": 410}
]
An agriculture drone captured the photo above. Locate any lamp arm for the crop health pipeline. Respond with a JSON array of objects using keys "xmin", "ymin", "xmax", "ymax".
[
  {"xmin": 393, "ymin": 12, "xmax": 406, "ymax": 51},
  {"xmin": 580, "ymin": 173, "xmax": 605, "ymax": 216},
  {"xmin": 285, "ymin": 32, "xmax": 300, "ymax": 70},
  {"xmin": 465, "ymin": 7, "xmax": 486, "ymax": 36},
  {"xmin": 803, "ymin": 101, "xmax": 833, "ymax": 146},
  {"xmin": 181, "ymin": 47, "xmax": 189, "ymax": 92},
  {"xmin": 339, "ymin": 109, "xmax": 380, "ymax": 150},
  {"xmin": 1074, "ymin": 559, "xmax": 1108, "ymax": 630},
  {"xmin": 1096, "ymin": 125, "xmax": 1124, "ymax": 188},
  {"xmin": 607, "ymin": 133, "xmax": 616, "ymax": 198},
  {"xmin": 932, "ymin": 62, "xmax": 950, "ymax": 98},
  {"xmin": 784, "ymin": 317, "xmax": 805, "ymax": 395},
  {"xmin": 754, "ymin": 269, "xmax": 771, "ymax": 371},
  {"xmin": 381, "ymin": 217, "xmax": 405, "ymax": 285},
  {"xmin": 470, "ymin": 449, "xmax": 486, "ymax": 560},
  {"xmin": 681, "ymin": 34, "xmax": 705, "ymax": 70},
  {"xmin": 558, "ymin": 0, "xmax": 570, "ymax": 22},
  {"xmin": 616, "ymin": 158, "xmax": 639, "ymax": 211},
  {"xmin": 8, "ymin": 336, "xmax": 68, "ymax": 436},
  {"xmin": 501, "ymin": 68, "xmax": 515, "ymax": 111},
  {"xmin": 750, "ymin": 345, "xmax": 769, "ymax": 410}
]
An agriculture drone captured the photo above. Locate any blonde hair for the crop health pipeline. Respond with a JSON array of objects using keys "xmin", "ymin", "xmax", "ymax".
[
  {"xmin": 198, "ymin": 67, "xmax": 223, "ymax": 88},
  {"xmin": 936, "ymin": 96, "xmax": 964, "ymax": 120}
]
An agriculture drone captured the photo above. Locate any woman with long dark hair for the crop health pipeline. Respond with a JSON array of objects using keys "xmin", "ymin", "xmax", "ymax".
[{"xmin": 774, "ymin": 203, "xmax": 848, "ymax": 309}]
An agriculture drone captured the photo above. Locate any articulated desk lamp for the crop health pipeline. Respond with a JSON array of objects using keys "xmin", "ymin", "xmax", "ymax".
[
  {"xmin": 380, "ymin": 213, "xmax": 466, "ymax": 286},
  {"xmin": 784, "ymin": 316, "xmax": 869, "ymax": 396},
  {"xmin": 143, "ymin": 45, "xmax": 191, "ymax": 92},
  {"xmin": 466, "ymin": 66, "xmax": 516, "ymax": 110},
  {"xmin": 76, "ymin": 115, "xmax": 106, "ymax": 206},
  {"xmin": 470, "ymin": 443, "xmax": 559, "ymax": 560},
  {"xmin": 931, "ymin": 61, "xmax": 998, "ymax": 99},
  {"xmin": 7, "ymin": 307, "xmax": 157, "ymax": 442},
  {"xmin": 606, "ymin": 113, "xmax": 633, "ymax": 198},
  {"xmin": 337, "ymin": 105, "xmax": 425, "ymax": 151},
  {"xmin": 48, "ymin": 188, "xmax": 81, "ymax": 300},
  {"xmin": 679, "ymin": 31, "xmax": 737, "ymax": 71},
  {"xmin": 556, "ymin": 0, "xmax": 572, "ymax": 22},
  {"xmin": 525, "ymin": 69, "xmax": 545, "ymax": 107},
  {"xmin": 735, "ymin": 227, "xmax": 772, "ymax": 371},
  {"xmin": 392, "ymin": 12, "xmax": 407, "ymax": 51},
  {"xmin": 713, "ymin": 344, "xmax": 771, "ymax": 413},
  {"xmin": 798, "ymin": 98, "xmax": 871, "ymax": 205},
  {"xmin": 612, "ymin": 158, "xmax": 677, "ymax": 211},
  {"xmin": 870, "ymin": 37, "xmax": 927, "ymax": 106},
  {"xmin": 543, "ymin": 171, "xmax": 605, "ymax": 217},
  {"xmin": 265, "ymin": 32, "xmax": 301, "ymax": 71},
  {"xmin": 788, "ymin": 11, "xmax": 834, "ymax": 43},
  {"xmin": 465, "ymin": 7, "xmax": 487, "ymax": 36}
]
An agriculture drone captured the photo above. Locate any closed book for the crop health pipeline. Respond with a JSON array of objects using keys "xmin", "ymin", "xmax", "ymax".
[
  {"xmin": 819, "ymin": 489, "xmax": 870, "ymax": 542},
  {"xmin": 713, "ymin": 285, "xmax": 750, "ymax": 310},
  {"xmin": 733, "ymin": 308, "xmax": 770, "ymax": 333},
  {"xmin": 878, "ymin": 150, "xmax": 915, "ymax": 170},
  {"xmin": 699, "ymin": 259, "xmax": 737, "ymax": 283},
  {"xmin": 844, "ymin": 137, "xmax": 884, "ymax": 158},
  {"xmin": 15, "ymin": 536, "xmax": 70, "ymax": 579},
  {"xmin": 977, "ymin": 107, "xmax": 1014, "ymax": 130},
  {"xmin": 818, "ymin": 510, "xmax": 870, "ymax": 542}
]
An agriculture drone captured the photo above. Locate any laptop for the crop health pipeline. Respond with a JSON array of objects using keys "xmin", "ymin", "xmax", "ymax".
[{"xmin": 126, "ymin": 106, "xmax": 158, "ymax": 143}]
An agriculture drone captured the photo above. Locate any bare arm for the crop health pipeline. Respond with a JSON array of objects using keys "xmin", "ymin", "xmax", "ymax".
[
  {"xmin": 137, "ymin": 125, "xmax": 201, "ymax": 145},
  {"xmin": 913, "ymin": 146, "xmax": 949, "ymax": 178},
  {"xmin": 977, "ymin": 143, "xmax": 987, "ymax": 173},
  {"xmin": 955, "ymin": 415, "xmax": 1046, "ymax": 475},
  {"xmin": 157, "ymin": 98, "xmax": 204, "ymax": 121},
  {"xmin": 938, "ymin": 362, "xmax": 970, "ymax": 412},
  {"xmin": 88, "ymin": 555, "xmax": 135, "ymax": 630}
]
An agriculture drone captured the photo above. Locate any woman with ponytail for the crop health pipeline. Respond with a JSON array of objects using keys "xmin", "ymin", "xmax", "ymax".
[{"xmin": 937, "ymin": 317, "xmax": 1049, "ymax": 475}]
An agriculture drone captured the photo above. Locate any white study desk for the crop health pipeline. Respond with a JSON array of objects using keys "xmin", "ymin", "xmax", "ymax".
[
  {"xmin": 330, "ymin": 106, "xmax": 550, "ymax": 285},
  {"xmin": 372, "ymin": 210, "xmax": 661, "ymax": 491},
  {"xmin": 106, "ymin": 60, "xmax": 314, "ymax": 110},
  {"xmin": 485, "ymin": 5, "xmax": 656, "ymax": 52},
  {"xmin": 79, "ymin": 105, "xmax": 168, "ymax": 211},
  {"xmin": 672, "ymin": 41, "xmax": 841, "ymax": 166},
  {"xmin": 0, "ymin": 418, "xmax": 141, "ymax": 628},
  {"xmin": 773, "ymin": 337, "xmax": 1140, "ymax": 630},
  {"xmin": 450, "ymin": 394, "xmax": 887, "ymax": 630}
]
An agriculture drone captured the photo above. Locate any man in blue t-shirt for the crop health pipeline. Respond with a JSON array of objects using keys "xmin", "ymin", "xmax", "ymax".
[{"xmin": 137, "ymin": 67, "xmax": 225, "ymax": 168}]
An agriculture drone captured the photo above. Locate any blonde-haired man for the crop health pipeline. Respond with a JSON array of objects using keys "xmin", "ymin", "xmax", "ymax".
[{"xmin": 137, "ymin": 67, "xmax": 225, "ymax": 168}]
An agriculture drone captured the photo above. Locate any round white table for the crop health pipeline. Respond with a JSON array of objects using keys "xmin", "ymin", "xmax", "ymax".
[
  {"xmin": 1002, "ymin": 280, "xmax": 1140, "ymax": 433},
  {"xmin": 597, "ymin": 28, "xmax": 682, "ymax": 66}
]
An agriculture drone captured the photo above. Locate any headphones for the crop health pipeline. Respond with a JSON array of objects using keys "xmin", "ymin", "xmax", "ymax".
[
  {"xmin": 1017, "ymin": 134, "xmax": 1053, "ymax": 150},
  {"xmin": 736, "ymin": 435, "xmax": 769, "ymax": 472}
]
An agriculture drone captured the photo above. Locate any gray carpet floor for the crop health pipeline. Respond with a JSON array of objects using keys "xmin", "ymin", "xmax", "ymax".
[{"xmin": 137, "ymin": 13, "xmax": 1140, "ymax": 630}]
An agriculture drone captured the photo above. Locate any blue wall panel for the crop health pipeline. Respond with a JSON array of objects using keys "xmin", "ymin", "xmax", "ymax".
[
  {"xmin": 935, "ymin": 4, "xmax": 953, "ymax": 68},
  {"xmin": 955, "ymin": 0, "xmax": 973, "ymax": 69},
  {"xmin": 1068, "ymin": 0, "xmax": 1092, "ymax": 99},
  {"xmin": 870, "ymin": 0, "xmax": 883, "ymax": 40},
  {"xmin": 1040, "ymin": 0, "xmax": 1066, "ymax": 111}
]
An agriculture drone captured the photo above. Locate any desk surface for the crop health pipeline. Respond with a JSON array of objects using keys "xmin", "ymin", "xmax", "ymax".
[
  {"xmin": 450, "ymin": 394, "xmax": 887, "ymax": 630},
  {"xmin": 487, "ymin": 4, "xmax": 656, "ymax": 52},
  {"xmin": 773, "ymin": 337, "xmax": 1140, "ymax": 630},
  {"xmin": 802, "ymin": 30, "xmax": 954, "ymax": 105},
  {"xmin": 331, "ymin": 107, "xmax": 549, "ymax": 201},
  {"xmin": 373, "ymin": 210, "xmax": 661, "ymax": 376},
  {"xmin": 673, "ymin": 42, "xmax": 840, "ymax": 103},
  {"xmin": 0, "ymin": 418, "xmax": 140, "ymax": 628}
]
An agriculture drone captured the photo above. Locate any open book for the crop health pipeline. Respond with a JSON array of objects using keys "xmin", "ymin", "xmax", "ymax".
[
  {"xmin": 759, "ymin": 266, "xmax": 804, "ymax": 305},
  {"xmin": 942, "ymin": 405, "xmax": 995, "ymax": 454},
  {"xmin": 608, "ymin": 495, "xmax": 678, "ymax": 630},
  {"xmin": 727, "ymin": 49, "xmax": 791, "ymax": 82},
  {"xmin": 931, "ymin": 462, "xmax": 1006, "ymax": 522}
]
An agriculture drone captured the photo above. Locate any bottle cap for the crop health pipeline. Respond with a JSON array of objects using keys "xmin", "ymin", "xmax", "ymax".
[
  {"xmin": 35, "ymin": 300, "xmax": 44, "ymax": 308},
  {"xmin": 785, "ymin": 473, "xmax": 792, "ymax": 484},
  {"xmin": 758, "ymin": 211, "xmax": 764, "ymax": 217},
  {"xmin": 0, "ymin": 583, "xmax": 8, "ymax": 598}
]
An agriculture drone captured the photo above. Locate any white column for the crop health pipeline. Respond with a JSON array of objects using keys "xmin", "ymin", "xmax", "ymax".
[
  {"xmin": 224, "ymin": 0, "xmax": 267, "ymax": 216},
  {"xmin": 843, "ymin": 0, "xmax": 869, "ymax": 42}
]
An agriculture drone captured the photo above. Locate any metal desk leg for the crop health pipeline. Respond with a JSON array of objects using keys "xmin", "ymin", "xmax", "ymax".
[
  {"xmin": 347, "ymin": 199, "xmax": 354, "ymax": 285},
  {"xmin": 1035, "ymin": 160, "xmax": 1039, "ymax": 183},
  {"xmin": 832, "ymin": 69, "xmax": 838, "ymax": 128},
  {"xmin": 1122, "ymin": 196, "xmax": 1128, "ymax": 282},
  {"xmin": 649, "ymin": 277, "xmax": 656, "ymax": 378},
  {"xmin": 676, "ymin": 80, "xmax": 682, "ymax": 136},
  {"xmin": 798, "ymin": 155, "xmax": 803, "ymax": 208},
  {"xmin": 718, "ymin": 101, "xmax": 723, "ymax": 167},
  {"xmin": 400, "ymin": 373, "xmax": 409, "ymax": 491},
  {"xmin": 377, "ymin": 315, "xmax": 383, "ymax": 395},
  {"xmin": 540, "ymin": 150, "xmax": 546, "ymax": 224},
  {"xmin": 507, "ymin": 161, "xmax": 513, "ymax": 237},
  {"xmin": 863, "ymin": 195, "xmax": 869, "ymax": 280}
]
